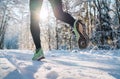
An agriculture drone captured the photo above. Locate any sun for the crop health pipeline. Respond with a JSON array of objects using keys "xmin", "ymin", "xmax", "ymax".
[{"xmin": 39, "ymin": 6, "xmax": 48, "ymax": 21}]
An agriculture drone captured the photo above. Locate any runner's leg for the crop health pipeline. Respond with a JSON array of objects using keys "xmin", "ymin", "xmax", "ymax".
[
  {"xmin": 49, "ymin": 0, "xmax": 75, "ymax": 27},
  {"xmin": 30, "ymin": 0, "xmax": 43, "ymax": 49}
]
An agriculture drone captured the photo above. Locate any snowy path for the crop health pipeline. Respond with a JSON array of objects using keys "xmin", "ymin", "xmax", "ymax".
[{"xmin": 0, "ymin": 50, "xmax": 120, "ymax": 79}]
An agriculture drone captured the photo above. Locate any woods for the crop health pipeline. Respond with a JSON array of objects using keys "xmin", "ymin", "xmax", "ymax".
[
  {"xmin": 0, "ymin": 0, "xmax": 120, "ymax": 50},
  {"xmin": 0, "ymin": 0, "xmax": 10, "ymax": 49}
]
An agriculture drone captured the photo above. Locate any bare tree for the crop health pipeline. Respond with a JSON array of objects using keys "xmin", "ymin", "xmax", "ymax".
[
  {"xmin": 115, "ymin": 0, "xmax": 120, "ymax": 25},
  {"xmin": 0, "ymin": 1, "xmax": 10, "ymax": 49}
]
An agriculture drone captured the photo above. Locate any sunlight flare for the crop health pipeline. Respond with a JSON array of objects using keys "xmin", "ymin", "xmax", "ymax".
[{"xmin": 39, "ymin": 6, "xmax": 48, "ymax": 21}]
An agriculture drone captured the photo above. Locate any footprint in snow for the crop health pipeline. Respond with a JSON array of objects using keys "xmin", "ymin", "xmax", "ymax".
[
  {"xmin": 46, "ymin": 71, "xmax": 59, "ymax": 79},
  {"xmin": 2, "ymin": 66, "xmax": 10, "ymax": 70},
  {"xmin": 44, "ymin": 66, "xmax": 52, "ymax": 70}
]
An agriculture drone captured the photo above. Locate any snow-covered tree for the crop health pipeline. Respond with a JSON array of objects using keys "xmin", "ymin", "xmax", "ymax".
[{"xmin": 0, "ymin": 0, "xmax": 11, "ymax": 49}]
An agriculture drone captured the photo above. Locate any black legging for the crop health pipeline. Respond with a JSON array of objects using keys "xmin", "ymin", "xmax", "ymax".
[{"xmin": 30, "ymin": 0, "xmax": 75, "ymax": 49}]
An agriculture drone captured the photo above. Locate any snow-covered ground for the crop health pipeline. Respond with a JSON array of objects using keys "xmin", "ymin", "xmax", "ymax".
[{"xmin": 0, "ymin": 49, "xmax": 120, "ymax": 79}]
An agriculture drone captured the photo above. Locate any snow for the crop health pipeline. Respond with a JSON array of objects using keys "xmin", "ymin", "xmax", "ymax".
[{"xmin": 0, "ymin": 49, "xmax": 120, "ymax": 79}]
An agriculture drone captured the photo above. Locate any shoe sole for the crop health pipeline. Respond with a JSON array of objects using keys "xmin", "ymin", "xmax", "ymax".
[
  {"xmin": 76, "ymin": 20, "xmax": 89, "ymax": 49},
  {"xmin": 37, "ymin": 56, "xmax": 45, "ymax": 61}
]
